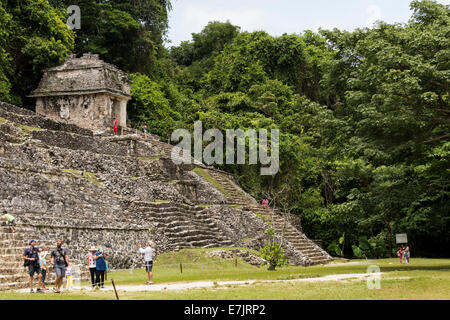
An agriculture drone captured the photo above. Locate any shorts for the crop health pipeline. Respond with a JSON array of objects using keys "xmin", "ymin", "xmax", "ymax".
[
  {"xmin": 28, "ymin": 264, "xmax": 41, "ymax": 277},
  {"xmin": 145, "ymin": 261, "xmax": 153, "ymax": 273},
  {"xmin": 54, "ymin": 265, "xmax": 66, "ymax": 278},
  {"xmin": 8, "ymin": 219, "xmax": 15, "ymax": 227}
]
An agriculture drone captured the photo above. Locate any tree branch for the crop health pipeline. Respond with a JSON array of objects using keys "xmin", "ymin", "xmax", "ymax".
[{"xmin": 424, "ymin": 133, "xmax": 450, "ymax": 143}]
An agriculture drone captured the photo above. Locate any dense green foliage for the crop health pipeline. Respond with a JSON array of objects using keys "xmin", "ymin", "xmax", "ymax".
[
  {"xmin": 0, "ymin": 0, "xmax": 447, "ymax": 258},
  {"xmin": 0, "ymin": 0, "xmax": 172, "ymax": 104},
  {"xmin": 49, "ymin": 0, "xmax": 172, "ymax": 74},
  {"xmin": 0, "ymin": 0, "xmax": 75, "ymax": 105},
  {"xmin": 136, "ymin": 1, "xmax": 448, "ymax": 258}
]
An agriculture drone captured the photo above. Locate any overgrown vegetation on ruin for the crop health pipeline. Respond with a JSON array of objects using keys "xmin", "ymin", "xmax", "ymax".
[{"xmin": 0, "ymin": 0, "xmax": 448, "ymax": 258}]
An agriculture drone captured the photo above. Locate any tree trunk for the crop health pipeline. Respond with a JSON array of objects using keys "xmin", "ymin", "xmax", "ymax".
[{"xmin": 386, "ymin": 219, "xmax": 392, "ymax": 258}]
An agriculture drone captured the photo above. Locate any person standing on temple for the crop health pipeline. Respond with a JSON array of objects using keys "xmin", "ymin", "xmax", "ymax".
[
  {"xmin": 142, "ymin": 124, "xmax": 148, "ymax": 138},
  {"xmin": 113, "ymin": 119, "xmax": 119, "ymax": 136},
  {"xmin": 1, "ymin": 210, "xmax": 16, "ymax": 233}
]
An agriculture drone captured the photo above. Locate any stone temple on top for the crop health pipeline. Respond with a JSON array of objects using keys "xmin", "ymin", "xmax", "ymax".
[{"xmin": 29, "ymin": 53, "xmax": 130, "ymax": 133}]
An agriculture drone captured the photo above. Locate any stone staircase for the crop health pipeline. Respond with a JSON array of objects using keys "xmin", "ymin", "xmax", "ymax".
[
  {"xmin": 129, "ymin": 201, "xmax": 234, "ymax": 251},
  {"xmin": 243, "ymin": 205, "xmax": 332, "ymax": 265},
  {"xmin": 0, "ymin": 100, "xmax": 332, "ymax": 292},
  {"xmin": 0, "ymin": 222, "xmax": 87, "ymax": 290},
  {"xmin": 206, "ymin": 169, "xmax": 255, "ymax": 205},
  {"xmin": 200, "ymin": 169, "xmax": 332, "ymax": 265},
  {"xmin": 0, "ymin": 222, "xmax": 50, "ymax": 290}
]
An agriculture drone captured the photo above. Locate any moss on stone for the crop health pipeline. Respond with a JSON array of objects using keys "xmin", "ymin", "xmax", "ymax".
[
  {"xmin": 62, "ymin": 168, "xmax": 81, "ymax": 175},
  {"xmin": 63, "ymin": 169, "xmax": 103, "ymax": 187},
  {"xmin": 17, "ymin": 123, "xmax": 43, "ymax": 136},
  {"xmin": 193, "ymin": 167, "xmax": 231, "ymax": 198},
  {"xmin": 83, "ymin": 171, "xmax": 103, "ymax": 187},
  {"xmin": 154, "ymin": 200, "xmax": 170, "ymax": 203},
  {"xmin": 255, "ymin": 212, "xmax": 272, "ymax": 225}
]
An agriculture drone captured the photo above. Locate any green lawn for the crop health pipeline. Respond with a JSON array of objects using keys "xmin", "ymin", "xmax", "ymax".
[{"xmin": 1, "ymin": 248, "xmax": 449, "ymax": 300}]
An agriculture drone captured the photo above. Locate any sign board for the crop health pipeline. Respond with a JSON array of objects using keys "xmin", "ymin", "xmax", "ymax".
[{"xmin": 396, "ymin": 233, "xmax": 408, "ymax": 244}]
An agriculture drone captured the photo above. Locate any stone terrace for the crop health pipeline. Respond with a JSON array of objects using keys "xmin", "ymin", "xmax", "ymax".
[{"xmin": 0, "ymin": 102, "xmax": 331, "ymax": 289}]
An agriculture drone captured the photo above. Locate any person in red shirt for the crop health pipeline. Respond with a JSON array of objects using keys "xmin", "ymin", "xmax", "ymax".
[{"xmin": 113, "ymin": 119, "xmax": 119, "ymax": 135}]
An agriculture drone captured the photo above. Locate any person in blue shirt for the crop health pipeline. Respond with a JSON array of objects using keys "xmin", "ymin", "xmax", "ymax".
[
  {"xmin": 50, "ymin": 239, "xmax": 70, "ymax": 293},
  {"xmin": 23, "ymin": 240, "xmax": 43, "ymax": 293},
  {"xmin": 94, "ymin": 249, "xmax": 107, "ymax": 288}
]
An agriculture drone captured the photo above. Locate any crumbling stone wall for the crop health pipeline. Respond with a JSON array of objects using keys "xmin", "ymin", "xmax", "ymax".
[
  {"xmin": 36, "ymin": 94, "xmax": 118, "ymax": 131},
  {"xmin": 30, "ymin": 54, "xmax": 130, "ymax": 132},
  {"xmin": 0, "ymin": 100, "xmax": 313, "ymax": 281}
]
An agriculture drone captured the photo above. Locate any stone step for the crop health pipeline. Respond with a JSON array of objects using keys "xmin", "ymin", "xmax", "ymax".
[
  {"xmin": 158, "ymin": 225, "xmax": 220, "ymax": 235},
  {"xmin": 0, "ymin": 232, "xmax": 25, "ymax": 240},
  {"xmin": 0, "ymin": 261, "xmax": 27, "ymax": 269},
  {"xmin": 0, "ymin": 254, "xmax": 25, "ymax": 263},
  {"xmin": 0, "ymin": 274, "xmax": 29, "ymax": 284},
  {"xmin": 0, "ymin": 267, "xmax": 27, "ymax": 276},
  {"xmin": 164, "ymin": 231, "xmax": 227, "ymax": 242},
  {"xmin": 154, "ymin": 218, "xmax": 218, "ymax": 229},
  {"xmin": 0, "ymin": 247, "xmax": 27, "ymax": 255},
  {"xmin": 154, "ymin": 219, "xmax": 218, "ymax": 228},
  {"xmin": 0, "ymin": 281, "xmax": 28, "ymax": 291},
  {"xmin": 172, "ymin": 239, "xmax": 233, "ymax": 249},
  {"xmin": 148, "ymin": 210, "xmax": 217, "ymax": 220},
  {"xmin": 17, "ymin": 215, "xmax": 143, "ymax": 230},
  {"xmin": 0, "ymin": 240, "xmax": 30, "ymax": 248}
]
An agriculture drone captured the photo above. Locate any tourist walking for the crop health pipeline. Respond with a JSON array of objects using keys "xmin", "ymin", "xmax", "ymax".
[
  {"xmin": 38, "ymin": 246, "xmax": 49, "ymax": 291},
  {"xmin": 138, "ymin": 241, "xmax": 153, "ymax": 285},
  {"xmin": 1, "ymin": 210, "xmax": 15, "ymax": 233},
  {"xmin": 87, "ymin": 247, "xmax": 97, "ymax": 289},
  {"xmin": 50, "ymin": 239, "xmax": 70, "ymax": 293},
  {"xmin": 94, "ymin": 248, "xmax": 107, "ymax": 288},
  {"xmin": 23, "ymin": 240, "xmax": 43, "ymax": 293}
]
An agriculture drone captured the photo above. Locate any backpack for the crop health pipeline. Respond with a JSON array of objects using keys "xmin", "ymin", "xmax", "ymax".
[
  {"xmin": 24, "ymin": 248, "xmax": 39, "ymax": 267},
  {"xmin": 54, "ymin": 249, "xmax": 68, "ymax": 266}
]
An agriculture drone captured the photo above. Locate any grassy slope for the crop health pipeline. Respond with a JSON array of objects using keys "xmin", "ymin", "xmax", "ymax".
[
  {"xmin": 0, "ymin": 248, "xmax": 449, "ymax": 300},
  {"xmin": 192, "ymin": 168, "xmax": 230, "ymax": 197}
]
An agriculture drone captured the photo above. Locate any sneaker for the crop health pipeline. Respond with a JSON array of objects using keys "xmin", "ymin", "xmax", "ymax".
[
  {"xmin": 36, "ymin": 289, "xmax": 43, "ymax": 293},
  {"xmin": 30, "ymin": 289, "xmax": 34, "ymax": 294}
]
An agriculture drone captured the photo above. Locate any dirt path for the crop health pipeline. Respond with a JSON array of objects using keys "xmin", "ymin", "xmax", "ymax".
[{"xmin": 17, "ymin": 272, "xmax": 382, "ymax": 293}]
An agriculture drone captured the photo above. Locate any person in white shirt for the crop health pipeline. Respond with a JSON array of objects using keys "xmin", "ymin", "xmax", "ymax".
[
  {"xmin": 87, "ymin": 247, "xmax": 97, "ymax": 288},
  {"xmin": 38, "ymin": 247, "xmax": 49, "ymax": 291},
  {"xmin": 138, "ymin": 241, "xmax": 153, "ymax": 285}
]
